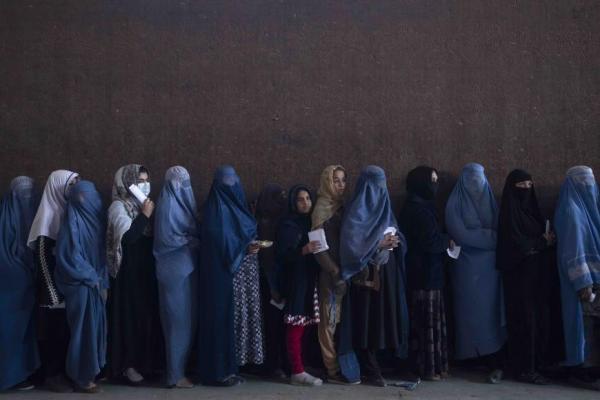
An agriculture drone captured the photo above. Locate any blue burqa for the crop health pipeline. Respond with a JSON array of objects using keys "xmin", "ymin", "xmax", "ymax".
[
  {"xmin": 55, "ymin": 181, "xmax": 107, "ymax": 387},
  {"xmin": 154, "ymin": 166, "xmax": 200, "ymax": 385},
  {"xmin": 554, "ymin": 166, "xmax": 600, "ymax": 366},
  {"xmin": 0, "ymin": 177, "xmax": 40, "ymax": 390},
  {"xmin": 445, "ymin": 163, "xmax": 506, "ymax": 359},
  {"xmin": 339, "ymin": 165, "xmax": 410, "ymax": 358},
  {"xmin": 197, "ymin": 166, "xmax": 257, "ymax": 383},
  {"xmin": 340, "ymin": 165, "xmax": 401, "ymax": 280}
]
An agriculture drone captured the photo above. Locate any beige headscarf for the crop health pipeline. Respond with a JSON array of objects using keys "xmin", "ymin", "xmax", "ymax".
[{"xmin": 311, "ymin": 165, "xmax": 346, "ymax": 229}]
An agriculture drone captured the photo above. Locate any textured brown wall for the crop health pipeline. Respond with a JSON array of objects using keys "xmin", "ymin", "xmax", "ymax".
[{"xmin": 1, "ymin": 1, "xmax": 599, "ymax": 213}]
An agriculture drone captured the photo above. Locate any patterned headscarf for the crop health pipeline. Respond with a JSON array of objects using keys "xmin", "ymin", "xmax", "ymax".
[{"xmin": 106, "ymin": 164, "xmax": 146, "ymax": 277}]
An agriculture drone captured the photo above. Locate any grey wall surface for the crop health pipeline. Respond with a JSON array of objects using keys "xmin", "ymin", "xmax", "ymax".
[{"xmin": 1, "ymin": 1, "xmax": 599, "ymax": 214}]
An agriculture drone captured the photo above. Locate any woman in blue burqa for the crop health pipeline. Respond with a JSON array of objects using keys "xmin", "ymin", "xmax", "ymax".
[
  {"xmin": 55, "ymin": 181, "xmax": 108, "ymax": 393},
  {"xmin": 555, "ymin": 166, "xmax": 600, "ymax": 391},
  {"xmin": 339, "ymin": 165, "xmax": 409, "ymax": 387},
  {"xmin": 197, "ymin": 166, "xmax": 263, "ymax": 386},
  {"xmin": 154, "ymin": 166, "xmax": 200, "ymax": 389},
  {"xmin": 0, "ymin": 177, "xmax": 40, "ymax": 391},
  {"xmin": 445, "ymin": 163, "xmax": 506, "ymax": 382}
]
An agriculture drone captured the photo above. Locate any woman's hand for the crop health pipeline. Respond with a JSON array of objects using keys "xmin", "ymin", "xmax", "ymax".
[
  {"xmin": 248, "ymin": 242, "xmax": 261, "ymax": 254},
  {"xmin": 449, "ymin": 239, "xmax": 456, "ymax": 251},
  {"xmin": 543, "ymin": 231, "xmax": 556, "ymax": 246},
  {"xmin": 302, "ymin": 241, "xmax": 322, "ymax": 255},
  {"xmin": 141, "ymin": 198, "xmax": 155, "ymax": 218},
  {"xmin": 378, "ymin": 234, "xmax": 399, "ymax": 250},
  {"xmin": 578, "ymin": 286, "xmax": 593, "ymax": 302}
]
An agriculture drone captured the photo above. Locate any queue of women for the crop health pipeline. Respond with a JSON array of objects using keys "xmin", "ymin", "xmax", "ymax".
[{"xmin": 1, "ymin": 162, "xmax": 599, "ymax": 393}]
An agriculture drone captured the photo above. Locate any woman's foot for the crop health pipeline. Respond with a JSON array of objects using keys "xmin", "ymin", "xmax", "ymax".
[
  {"xmin": 362, "ymin": 374, "xmax": 386, "ymax": 387},
  {"xmin": 175, "ymin": 377, "xmax": 194, "ymax": 389},
  {"xmin": 290, "ymin": 372, "xmax": 323, "ymax": 386},
  {"xmin": 487, "ymin": 369, "xmax": 503, "ymax": 384},
  {"xmin": 123, "ymin": 368, "xmax": 144, "ymax": 386},
  {"xmin": 45, "ymin": 375, "xmax": 74, "ymax": 393},
  {"xmin": 74, "ymin": 382, "xmax": 102, "ymax": 394},
  {"xmin": 12, "ymin": 380, "xmax": 35, "ymax": 391},
  {"xmin": 327, "ymin": 374, "xmax": 361, "ymax": 385},
  {"xmin": 211, "ymin": 375, "xmax": 245, "ymax": 387}
]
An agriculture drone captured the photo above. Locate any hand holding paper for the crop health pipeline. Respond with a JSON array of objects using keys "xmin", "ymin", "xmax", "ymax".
[{"xmin": 308, "ymin": 228, "xmax": 329, "ymax": 254}]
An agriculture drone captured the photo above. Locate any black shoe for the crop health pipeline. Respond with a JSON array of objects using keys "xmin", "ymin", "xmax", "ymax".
[
  {"xmin": 516, "ymin": 372, "xmax": 551, "ymax": 385},
  {"xmin": 74, "ymin": 384, "xmax": 102, "ymax": 394},
  {"xmin": 363, "ymin": 374, "xmax": 386, "ymax": 387},
  {"xmin": 45, "ymin": 375, "xmax": 74, "ymax": 393},
  {"xmin": 210, "ymin": 375, "xmax": 245, "ymax": 387},
  {"xmin": 327, "ymin": 374, "xmax": 361, "ymax": 385}
]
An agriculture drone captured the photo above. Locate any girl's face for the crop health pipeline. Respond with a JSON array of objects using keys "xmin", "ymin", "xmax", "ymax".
[
  {"xmin": 295, "ymin": 190, "xmax": 312, "ymax": 214},
  {"xmin": 333, "ymin": 169, "xmax": 346, "ymax": 196}
]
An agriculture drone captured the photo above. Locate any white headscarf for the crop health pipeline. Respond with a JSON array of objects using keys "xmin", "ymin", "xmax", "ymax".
[{"xmin": 27, "ymin": 169, "xmax": 79, "ymax": 248}]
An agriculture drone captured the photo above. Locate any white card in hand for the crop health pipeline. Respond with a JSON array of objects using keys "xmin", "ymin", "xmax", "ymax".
[
  {"xmin": 447, "ymin": 246, "xmax": 461, "ymax": 259},
  {"xmin": 384, "ymin": 226, "xmax": 397, "ymax": 236},
  {"xmin": 308, "ymin": 228, "xmax": 329, "ymax": 254},
  {"xmin": 128, "ymin": 184, "xmax": 147, "ymax": 204}
]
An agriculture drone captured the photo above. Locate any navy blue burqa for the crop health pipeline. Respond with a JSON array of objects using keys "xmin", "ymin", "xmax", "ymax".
[
  {"xmin": 55, "ymin": 181, "xmax": 108, "ymax": 387},
  {"xmin": 0, "ymin": 177, "xmax": 39, "ymax": 390},
  {"xmin": 197, "ymin": 166, "xmax": 257, "ymax": 383}
]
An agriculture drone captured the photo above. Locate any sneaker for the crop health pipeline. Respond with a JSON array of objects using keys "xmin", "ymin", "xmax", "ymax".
[
  {"xmin": 123, "ymin": 368, "xmax": 144, "ymax": 385},
  {"xmin": 327, "ymin": 374, "xmax": 360, "ymax": 385},
  {"xmin": 291, "ymin": 372, "xmax": 323, "ymax": 386}
]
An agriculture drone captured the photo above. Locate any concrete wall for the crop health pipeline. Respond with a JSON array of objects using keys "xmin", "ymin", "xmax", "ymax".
[{"xmin": 1, "ymin": 1, "xmax": 599, "ymax": 213}]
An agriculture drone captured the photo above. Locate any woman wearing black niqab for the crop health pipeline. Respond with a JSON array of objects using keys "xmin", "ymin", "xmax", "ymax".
[{"xmin": 496, "ymin": 169, "xmax": 556, "ymax": 385}]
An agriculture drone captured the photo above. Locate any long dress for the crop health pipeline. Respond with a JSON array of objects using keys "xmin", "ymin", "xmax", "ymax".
[
  {"xmin": 108, "ymin": 213, "xmax": 164, "ymax": 378},
  {"xmin": 399, "ymin": 193, "xmax": 450, "ymax": 378}
]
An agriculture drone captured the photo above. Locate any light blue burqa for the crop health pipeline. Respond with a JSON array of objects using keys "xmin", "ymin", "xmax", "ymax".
[
  {"xmin": 445, "ymin": 163, "xmax": 506, "ymax": 359},
  {"xmin": 554, "ymin": 166, "xmax": 600, "ymax": 366},
  {"xmin": 154, "ymin": 166, "xmax": 200, "ymax": 385}
]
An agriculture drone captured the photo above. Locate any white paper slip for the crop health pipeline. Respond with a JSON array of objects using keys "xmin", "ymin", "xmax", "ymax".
[
  {"xmin": 447, "ymin": 246, "xmax": 461, "ymax": 260},
  {"xmin": 270, "ymin": 298, "xmax": 286, "ymax": 310},
  {"xmin": 308, "ymin": 228, "xmax": 330, "ymax": 254},
  {"xmin": 128, "ymin": 184, "xmax": 148, "ymax": 204},
  {"xmin": 384, "ymin": 226, "xmax": 397, "ymax": 236}
]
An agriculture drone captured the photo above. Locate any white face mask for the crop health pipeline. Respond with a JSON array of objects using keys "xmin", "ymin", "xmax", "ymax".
[{"xmin": 137, "ymin": 182, "xmax": 151, "ymax": 197}]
